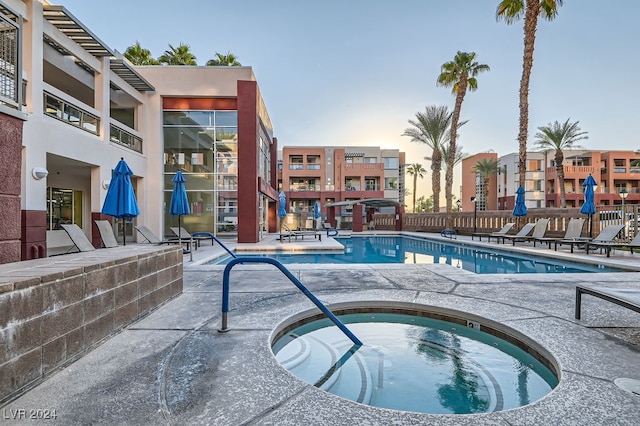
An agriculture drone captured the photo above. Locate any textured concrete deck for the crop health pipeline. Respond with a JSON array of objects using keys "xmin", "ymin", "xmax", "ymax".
[{"xmin": 2, "ymin": 233, "xmax": 640, "ymax": 425}]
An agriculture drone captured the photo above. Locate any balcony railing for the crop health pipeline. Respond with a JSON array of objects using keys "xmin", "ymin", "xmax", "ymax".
[
  {"xmin": 44, "ymin": 91, "xmax": 100, "ymax": 135},
  {"xmin": 290, "ymin": 184, "xmax": 317, "ymax": 191},
  {"xmin": 110, "ymin": 123, "xmax": 143, "ymax": 153}
]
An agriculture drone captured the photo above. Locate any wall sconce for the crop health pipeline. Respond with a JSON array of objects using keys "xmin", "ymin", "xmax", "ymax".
[
  {"xmin": 102, "ymin": 180, "xmax": 110, "ymax": 190},
  {"xmin": 32, "ymin": 167, "xmax": 49, "ymax": 180}
]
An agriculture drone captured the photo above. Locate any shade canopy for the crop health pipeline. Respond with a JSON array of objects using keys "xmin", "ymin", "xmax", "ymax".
[
  {"xmin": 579, "ymin": 174, "xmax": 597, "ymax": 215},
  {"xmin": 512, "ymin": 186, "xmax": 528, "ymax": 217},
  {"xmin": 170, "ymin": 171, "xmax": 191, "ymax": 216},
  {"xmin": 278, "ymin": 191, "xmax": 287, "ymax": 218},
  {"xmin": 101, "ymin": 157, "xmax": 140, "ymax": 219}
]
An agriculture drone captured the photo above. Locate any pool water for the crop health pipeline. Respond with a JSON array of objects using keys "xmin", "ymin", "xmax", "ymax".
[
  {"xmin": 272, "ymin": 313, "xmax": 558, "ymax": 415},
  {"xmin": 212, "ymin": 236, "xmax": 619, "ymax": 273}
]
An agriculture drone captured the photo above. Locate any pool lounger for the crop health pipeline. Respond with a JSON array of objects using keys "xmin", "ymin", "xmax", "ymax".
[{"xmin": 575, "ymin": 285, "xmax": 640, "ymax": 320}]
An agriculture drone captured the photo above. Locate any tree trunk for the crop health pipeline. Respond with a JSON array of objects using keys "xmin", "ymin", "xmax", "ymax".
[
  {"xmin": 432, "ymin": 151, "xmax": 442, "ymax": 213},
  {"xmin": 413, "ymin": 174, "xmax": 417, "ymax": 212},
  {"xmin": 517, "ymin": 0, "xmax": 541, "ymax": 190},
  {"xmin": 447, "ymin": 78, "xmax": 467, "ymax": 228},
  {"xmin": 556, "ymin": 150, "xmax": 566, "ymax": 208}
]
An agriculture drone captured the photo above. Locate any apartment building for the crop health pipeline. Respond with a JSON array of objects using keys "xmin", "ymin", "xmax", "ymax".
[
  {"xmin": 1, "ymin": 0, "xmax": 278, "ymax": 263},
  {"xmin": 460, "ymin": 152, "xmax": 499, "ymax": 212},
  {"xmin": 461, "ymin": 149, "xmax": 640, "ymax": 212},
  {"xmin": 278, "ymin": 146, "xmax": 405, "ymax": 225}
]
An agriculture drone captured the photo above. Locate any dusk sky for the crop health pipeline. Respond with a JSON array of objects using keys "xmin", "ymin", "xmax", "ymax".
[{"xmin": 53, "ymin": 0, "xmax": 640, "ymax": 197}]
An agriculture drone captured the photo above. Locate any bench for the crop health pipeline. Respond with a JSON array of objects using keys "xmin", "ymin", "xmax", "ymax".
[
  {"xmin": 440, "ymin": 229, "xmax": 457, "ymax": 239},
  {"xmin": 575, "ymin": 285, "xmax": 640, "ymax": 320}
]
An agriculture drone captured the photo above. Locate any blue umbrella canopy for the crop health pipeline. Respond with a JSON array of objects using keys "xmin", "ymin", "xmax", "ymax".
[
  {"xmin": 170, "ymin": 171, "xmax": 190, "ymax": 216},
  {"xmin": 278, "ymin": 191, "xmax": 287, "ymax": 218},
  {"xmin": 102, "ymin": 158, "xmax": 140, "ymax": 219},
  {"xmin": 512, "ymin": 186, "xmax": 528, "ymax": 217},
  {"xmin": 579, "ymin": 174, "xmax": 597, "ymax": 215}
]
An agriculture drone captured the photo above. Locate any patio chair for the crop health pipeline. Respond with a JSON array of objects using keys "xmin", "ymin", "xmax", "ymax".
[
  {"xmin": 471, "ymin": 223, "xmax": 515, "ymax": 242},
  {"xmin": 504, "ymin": 218, "xmax": 550, "ymax": 246},
  {"xmin": 135, "ymin": 225, "xmax": 192, "ymax": 251},
  {"xmin": 60, "ymin": 224, "xmax": 96, "ymax": 252},
  {"xmin": 497, "ymin": 222, "xmax": 535, "ymax": 244},
  {"xmin": 94, "ymin": 220, "xmax": 119, "ymax": 248},
  {"xmin": 279, "ymin": 223, "xmax": 322, "ymax": 243},
  {"xmin": 532, "ymin": 218, "xmax": 585, "ymax": 249},
  {"xmin": 585, "ymin": 230, "xmax": 640, "ymax": 257},
  {"xmin": 170, "ymin": 227, "xmax": 215, "ymax": 248},
  {"xmin": 555, "ymin": 223, "xmax": 625, "ymax": 253}
]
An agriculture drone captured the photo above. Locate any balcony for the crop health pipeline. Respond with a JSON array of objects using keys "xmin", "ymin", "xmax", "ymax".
[
  {"xmin": 545, "ymin": 165, "xmax": 596, "ymax": 179},
  {"xmin": 44, "ymin": 91, "xmax": 100, "ymax": 135},
  {"xmin": 290, "ymin": 184, "xmax": 318, "ymax": 192},
  {"xmin": 110, "ymin": 123, "xmax": 143, "ymax": 153},
  {"xmin": 344, "ymin": 163, "xmax": 383, "ymax": 171}
]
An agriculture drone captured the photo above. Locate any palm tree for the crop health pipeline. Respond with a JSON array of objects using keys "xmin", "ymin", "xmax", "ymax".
[
  {"xmin": 158, "ymin": 43, "xmax": 197, "ymax": 65},
  {"xmin": 534, "ymin": 119, "xmax": 588, "ymax": 208},
  {"xmin": 497, "ymin": 0, "xmax": 564, "ymax": 190},
  {"xmin": 437, "ymin": 51, "xmax": 489, "ymax": 225},
  {"xmin": 402, "ymin": 105, "xmax": 466, "ymax": 213},
  {"xmin": 124, "ymin": 41, "xmax": 159, "ymax": 65},
  {"xmin": 206, "ymin": 51, "xmax": 242, "ymax": 66},
  {"xmin": 472, "ymin": 159, "xmax": 500, "ymax": 210},
  {"xmin": 406, "ymin": 163, "xmax": 427, "ymax": 212}
]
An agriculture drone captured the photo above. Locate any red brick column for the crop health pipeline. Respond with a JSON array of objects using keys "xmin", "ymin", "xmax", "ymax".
[{"xmin": 352, "ymin": 204, "xmax": 363, "ymax": 232}]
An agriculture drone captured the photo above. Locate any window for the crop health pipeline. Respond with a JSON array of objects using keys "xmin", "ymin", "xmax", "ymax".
[
  {"xmin": 47, "ymin": 188, "xmax": 82, "ymax": 230},
  {"xmin": 385, "ymin": 178, "xmax": 398, "ymax": 190},
  {"xmin": 383, "ymin": 157, "xmax": 399, "ymax": 169},
  {"xmin": 0, "ymin": 8, "xmax": 20, "ymax": 109},
  {"xmin": 527, "ymin": 159, "xmax": 542, "ymax": 171},
  {"xmin": 364, "ymin": 157, "xmax": 377, "ymax": 163}
]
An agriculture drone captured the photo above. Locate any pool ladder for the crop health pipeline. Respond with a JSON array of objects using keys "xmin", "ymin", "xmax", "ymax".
[{"xmin": 210, "ymin": 236, "xmax": 362, "ymax": 347}]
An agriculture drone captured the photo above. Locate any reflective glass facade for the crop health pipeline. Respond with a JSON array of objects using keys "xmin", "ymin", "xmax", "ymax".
[{"xmin": 163, "ymin": 109, "xmax": 238, "ymax": 236}]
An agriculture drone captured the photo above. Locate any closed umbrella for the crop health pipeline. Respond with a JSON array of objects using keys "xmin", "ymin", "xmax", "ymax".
[
  {"xmin": 278, "ymin": 191, "xmax": 287, "ymax": 218},
  {"xmin": 314, "ymin": 202, "xmax": 321, "ymax": 229},
  {"xmin": 580, "ymin": 174, "xmax": 597, "ymax": 238},
  {"xmin": 170, "ymin": 171, "xmax": 191, "ymax": 250},
  {"xmin": 512, "ymin": 186, "xmax": 528, "ymax": 229},
  {"xmin": 101, "ymin": 157, "xmax": 140, "ymax": 245}
]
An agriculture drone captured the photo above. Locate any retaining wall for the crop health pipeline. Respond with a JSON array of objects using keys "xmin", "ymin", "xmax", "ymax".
[{"xmin": 0, "ymin": 245, "xmax": 183, "ymax": 403}]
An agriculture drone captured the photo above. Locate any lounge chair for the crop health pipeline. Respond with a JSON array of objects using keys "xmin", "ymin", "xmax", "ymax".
[
  {"xmin": 135, "ymin": 225, "xmax": 192, "ymax": 251},
  {"xmin": 279, "ymin": 223, "xmax": 322, "ymax": 243},
  {"xmin": 585, "ymin": 231, "xmax": 640, "ymax": 257},
  {"xmin": 60, "ymin": 224, "xmax": 96, "ymax": 252},
  {"xmin": 575, "ymin": 285, "xmax": 640, "ymax": 319},
  {"xmin": 94, "ymin": 220, "xmax": 119, "ymax": 248},
  {"xmin": 555, "ymin": 223, "xmax": 625, "ymax": 253},
  {"xmin": 471, "ymin": 223, "xmax": 515, "ymax": 242},
  {"xmin": 498, "ymin": 222, "xmax": 535, "ymax": 244},
  {"xmin": 532, "ymin": 218, "xmax": 585, "ymax": 249},
  {"xmin": 504, "ymin": 218, "xmax": 550, "ymax": 246},
  {"xmin": 368, "ymin": 220, "xmax": 376, "ymax": 231},
  {"xmin": 170, "ymin": 227, "xmax": 215, "ymax": 249}
]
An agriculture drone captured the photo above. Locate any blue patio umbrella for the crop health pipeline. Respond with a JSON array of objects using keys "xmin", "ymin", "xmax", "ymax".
[
  {"xmin": 512, "ymin": 186, "xmax": 527, "ymax": 229},
  {"xmin": 314, "ymin": 202, "xmax": 321, "ymax": 229},
  {"xmin": 278, "ymin": 191, "xmax": 287, "ymax": 218},
  {"xmin": 101, "ymin": 157, "xmax": 140, "ymax": 245},
  {"xmin": 580, "ymin": 174, "xmax": 597, "ymax": 238},
  {"xmin": 170, "ymin": 171, "xmax": 191, "ymax": 248}
]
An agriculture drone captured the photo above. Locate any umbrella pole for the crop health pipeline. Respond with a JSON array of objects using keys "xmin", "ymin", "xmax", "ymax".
[{"xmin": 123, "ymin": 219, "xmax": 126, "ymax": 246}]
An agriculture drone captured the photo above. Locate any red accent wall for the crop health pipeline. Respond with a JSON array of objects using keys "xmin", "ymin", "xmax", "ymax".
[
  {"xmin": 21, "ymin": 210, "xmax": 46, "ymax": 260},
  {"xmin": 237, "ymin": 80, "xmax": 259, "ymax": 243},
  {"xmin": 1, "ymin": 113, "xmax": 23, "ymax": 263},
  {"xmin": 162, "ymin": 97, "xmax": 237, "ymax": 110},
  {"xmin": 91, "ymin": 213, "xmax": 112, "ymax": 248}
]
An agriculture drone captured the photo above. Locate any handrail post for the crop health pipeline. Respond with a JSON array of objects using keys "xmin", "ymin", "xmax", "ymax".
[{"xmin": 219, "ymin": 256, "xmax": 362, "ymax": 346}]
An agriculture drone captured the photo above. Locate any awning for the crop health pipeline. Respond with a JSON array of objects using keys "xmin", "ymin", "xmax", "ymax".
[{"xmin": 326, "ymin": 198, "xmax": 400, "ymax": 209}]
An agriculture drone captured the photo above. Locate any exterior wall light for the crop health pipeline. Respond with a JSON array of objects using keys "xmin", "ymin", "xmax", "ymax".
[{"xmin": 32, "ymin": 167, "xmax": 49, "ymax": 180}]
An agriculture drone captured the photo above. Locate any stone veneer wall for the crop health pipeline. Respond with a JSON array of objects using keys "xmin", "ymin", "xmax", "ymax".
[
  {"xmin": 0, "ymin": 245, "xmax": 183, "ymax": 403},
  {"xmin": 0, "ymin": 113, "xmax": 23, "ymax": 264}
]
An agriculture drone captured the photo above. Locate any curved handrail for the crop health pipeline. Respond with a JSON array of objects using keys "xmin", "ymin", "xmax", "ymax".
[
  {"xmin": 192, "ymin": 232, "xmax": 237, "ymax": 259},
  {"xmin": 220, "ymin": 256, "xmax": 363, "ymax": 347}
]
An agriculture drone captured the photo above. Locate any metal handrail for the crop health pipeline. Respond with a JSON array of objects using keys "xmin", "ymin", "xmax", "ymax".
[{"xmin": 219, "ymin": 256, "xmax": 363, "ymax": 347}]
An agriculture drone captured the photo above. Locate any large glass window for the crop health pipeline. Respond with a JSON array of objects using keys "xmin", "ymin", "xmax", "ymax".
[
  {"xmin": 163, "ymin": 108, "xmax": 238, "ymax": 236},
  {"xmin": 46, "ymin": 188, "xmax": 82, "ymax": 230},
  {"xmin": 383, "ymin": 157, "xmax": 399, "ymax": 169},
  {"xmin": 0, "ymin": 8, "xmax": 20, "ymax": 109}
]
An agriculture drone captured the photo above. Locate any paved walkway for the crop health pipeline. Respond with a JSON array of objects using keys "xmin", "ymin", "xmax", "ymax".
[{"xmin": 3, "ymin": 233, "xmax": 640, "ymax": 425}]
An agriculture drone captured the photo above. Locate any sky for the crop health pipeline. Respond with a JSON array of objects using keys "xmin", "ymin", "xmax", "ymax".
[{"xmin": 52, "ymin": 0, "xmax": 640, "ymax": 199}]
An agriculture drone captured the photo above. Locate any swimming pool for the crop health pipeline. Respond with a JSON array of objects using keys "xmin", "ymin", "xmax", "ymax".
[
  {"xmin": 272, "ymin": 309, "xmax": 559, "ymax": 414},
  {"xmin": 211, "ymin": 236, "xmax": 620, "ymax": 273}
]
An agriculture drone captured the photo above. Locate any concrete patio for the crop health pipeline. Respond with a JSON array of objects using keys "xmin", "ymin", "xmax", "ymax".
[{"xmin": 2, "ymin": 233, "xmax": 640, "ymax": 425}]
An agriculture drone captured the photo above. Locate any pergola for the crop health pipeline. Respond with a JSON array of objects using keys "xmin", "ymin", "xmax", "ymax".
[{"xmin": 324, "ymin": 198, "xmax": 404, "ymax": 232}]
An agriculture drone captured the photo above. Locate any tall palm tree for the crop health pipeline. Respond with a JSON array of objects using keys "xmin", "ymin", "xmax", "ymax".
[
  {"xmin": 497, "ymin": 0, "xmax": 564, "ymax": 190},
  {"xmin": 402, "ymin": 105, "xmax": 466, "ymax": 213},
  {"xmin": 158, "ymin": 43, "xmax": 197, "ymax": 65},
  {"xmin": 437, "ymin": 51, "xmax": 490, "ymax": 226},
  {"xmin": 124, "ymin": 41, "xmax": 159, "ymax": 65},
  {"xmin": 406, "ymin": 163, "xmax": 427, "ymax": 212},
  {"xmin": 534, "ymin": 119, "xmax": 588, "ymax": 208},
  {"xmin": 206, "ymin": 51, "xmax": 242, "ymax": 66},
  {"xmin": 472, "ymin": 158, "xmax": 500, "ymax": 210}
]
